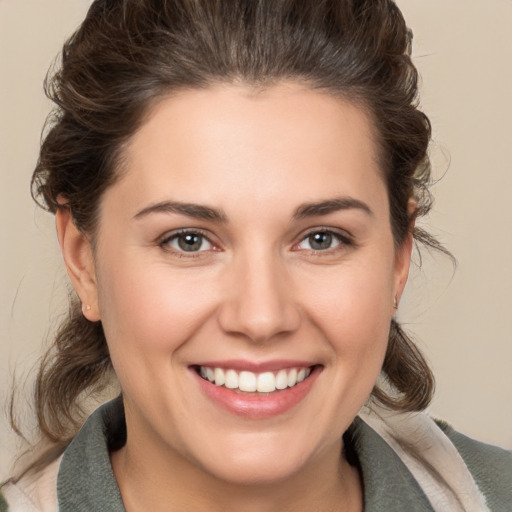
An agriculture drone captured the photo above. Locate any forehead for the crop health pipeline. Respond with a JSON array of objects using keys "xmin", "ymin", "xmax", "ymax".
[{"xmin": 109, "ymin": 83, "xmax": 386, "ymax": 217}]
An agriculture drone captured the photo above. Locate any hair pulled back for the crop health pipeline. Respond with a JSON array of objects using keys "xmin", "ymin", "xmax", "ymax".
[{"xmin": 28, "ymin": 0, "xmax": 438, "ymax": 472}]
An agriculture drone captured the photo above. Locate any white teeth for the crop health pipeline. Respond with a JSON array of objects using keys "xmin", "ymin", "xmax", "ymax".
[
  {"xmin": 257, "ymin": 372, "xmax": 276, "ymax": 392},
  {"xmin": 239, "ymin": 371, "xmax": 257, "ymax": 392},
  {"xmin": 287, "ymin": 368, "xmax": 297, "ymax": 387},
  {"xmin": 198, "ymin": 366, "xmax": 313, "ymax": 393},
  {"xmin": 275, "ymin": 369, "xmax": 288, "ymax": 390},
  {"xmin": 214, "ymin": 367, "xmax": 225, "ymax": 386},
  {"xmin": 224, "ymin": 369, "xmax": 238, "ymax": 389}
]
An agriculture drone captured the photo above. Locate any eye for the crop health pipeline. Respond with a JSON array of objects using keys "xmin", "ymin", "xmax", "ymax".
[
  {"xmin": 295, "ymin": 229, "xmax": 351, "ymax": 252},
  {"xmin": 161, "ymin": 230, "xmax": 213, "ymax": 253}
]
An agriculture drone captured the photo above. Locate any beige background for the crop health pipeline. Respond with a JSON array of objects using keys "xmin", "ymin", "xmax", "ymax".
[{"xmin": 1, "ymin": 0, "xmax": 511, "ymax": 479}]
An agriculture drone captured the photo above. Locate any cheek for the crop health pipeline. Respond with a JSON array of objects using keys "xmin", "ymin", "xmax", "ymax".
[
  {"xmin": 301, "ymin": 258, "xmax": 394, "ymax": 387},
  {"xmin": 96, "ymin": 257, "xmax": 219, "ymax": 360},
  {"xmin": 304, "ymin": 258, "xmax": 394, "ymax": 337}
]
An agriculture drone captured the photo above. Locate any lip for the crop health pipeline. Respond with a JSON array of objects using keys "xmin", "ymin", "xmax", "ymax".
[{"xmin": 190, "ymin": 363, "xmax": 322, "ymax": 419}]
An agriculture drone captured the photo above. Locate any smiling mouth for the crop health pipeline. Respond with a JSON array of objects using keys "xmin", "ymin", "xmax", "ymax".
[{"xmin": 194, "ymin": 365, "xmax": 315, "ymax": 393}]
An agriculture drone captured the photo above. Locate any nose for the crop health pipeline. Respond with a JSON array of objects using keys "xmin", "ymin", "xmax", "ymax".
[{"xmin": 217, "ymin": 250, "xmax": 301, "ymax": 344}]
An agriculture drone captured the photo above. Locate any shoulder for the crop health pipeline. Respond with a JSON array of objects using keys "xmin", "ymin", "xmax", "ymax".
[
  {"xmin": 0, "ymin": 399, "xmax": 125, "ymax": 512},
  {"xmin": 435, "ymin": 420, "xmax": 512, "ymax": 511},
  {"xmin": 358, "ymin": 405, "xmax": 511, "ymax": 511},
  {"xmin": 0, "ymin": 456, "xmax": 61, "ymax": 512},
  {"xmin": 0, "ymin": 487, "xmax": 9, "ymax": 512}
]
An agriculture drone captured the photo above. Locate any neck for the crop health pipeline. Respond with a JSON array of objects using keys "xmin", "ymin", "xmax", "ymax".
[{"xmin": 111, "ymin": 435, "xmax": 363, "ymax": 512}]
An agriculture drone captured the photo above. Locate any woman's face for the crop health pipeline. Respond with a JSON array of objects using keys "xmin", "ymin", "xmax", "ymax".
[{"xmin": 73, "ymin": 84, "xmax": 412, "ymax": 484}]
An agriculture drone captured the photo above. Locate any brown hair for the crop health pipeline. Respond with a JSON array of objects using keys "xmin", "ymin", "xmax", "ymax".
[{"xmin": 22, "ymin": 0, "xmax": 441, "ymax": 474}]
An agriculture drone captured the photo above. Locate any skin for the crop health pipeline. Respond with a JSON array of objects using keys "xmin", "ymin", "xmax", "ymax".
[{"xmin": 57, "ymin": 83, "xmax": 413, "ymax": 512}]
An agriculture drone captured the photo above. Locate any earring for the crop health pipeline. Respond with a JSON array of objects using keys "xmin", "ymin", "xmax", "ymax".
[
  {"xmin": 393, "ymin": 296, "xmax": 398, "ymax": 309},
  {"xmin": 85, "ymin": 305, "xmax": 91, "ymax": 311}
]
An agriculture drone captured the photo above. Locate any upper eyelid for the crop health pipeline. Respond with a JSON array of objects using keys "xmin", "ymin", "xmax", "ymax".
[
  {"xmin": 298, "ymin": 226, "xmax": 353, "ymax": 241},
  {"xmin": 159, "ymin": 227, "xmax": 212, "ymax": 243}
]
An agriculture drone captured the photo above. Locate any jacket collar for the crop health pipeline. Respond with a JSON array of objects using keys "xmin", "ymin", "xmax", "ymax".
[{"xmin": 347, "ymin": 417, "xmax": 434, "ymax": 511}]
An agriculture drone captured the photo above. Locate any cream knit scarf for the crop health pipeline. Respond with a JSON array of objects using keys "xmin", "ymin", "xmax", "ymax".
[{"xmin": 359, "ymin": 405, "xmax": 490, "ymax": 512}]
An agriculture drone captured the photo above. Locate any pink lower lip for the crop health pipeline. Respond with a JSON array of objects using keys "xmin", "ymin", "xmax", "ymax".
[{"xmin": 192, "ymin": 366, "xmax": 321, "ymax": 419}]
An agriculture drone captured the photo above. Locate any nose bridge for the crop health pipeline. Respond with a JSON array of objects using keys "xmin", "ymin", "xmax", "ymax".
[{"xmin": 218, "ymin": 245, "xmax": 300, "ymax": 343}]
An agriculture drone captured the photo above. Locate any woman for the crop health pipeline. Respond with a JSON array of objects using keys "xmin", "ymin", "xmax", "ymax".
[{"xmin": 1, "ymin": 1, "xmax": 510, "ymax": 511}]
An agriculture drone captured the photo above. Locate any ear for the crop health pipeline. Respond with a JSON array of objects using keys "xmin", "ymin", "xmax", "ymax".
[
  {"xmin": 392, "ymin": 201, "xmax": 416, "ymax": 310},
  {"xmin": 56, "ymin": 206, "xmax": 100, "ymax": 322}
]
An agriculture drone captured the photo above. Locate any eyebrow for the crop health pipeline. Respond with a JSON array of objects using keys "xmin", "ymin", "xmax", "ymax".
[
  {"xmin": 293, "ymin": 197, "xmax": 373, "ymax": 219},
  {"xmin": 133, "ymin": 196, "xmax": 372, "ymax": 223},
  {"xmin": 134, "ymin": 201, "xmax": 228, "ymax": 222}
]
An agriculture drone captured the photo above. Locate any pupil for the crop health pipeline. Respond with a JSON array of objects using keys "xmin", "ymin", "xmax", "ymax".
[
  {"xmin": 178, "ymin": 234, "xmax": 202, "ymax": 252},
  {"xmin": 310, "ymin": 232, "xmax": 332, "ymax": 250}
]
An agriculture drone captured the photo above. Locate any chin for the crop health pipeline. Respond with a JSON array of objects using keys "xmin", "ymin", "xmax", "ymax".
[
  {"xmin": 199, "ymin": 452, "xmax": 307, "ymax": 487},
  {"xmin": 183, "ymin": 427, "xmax": 328, "ymax": 487}
]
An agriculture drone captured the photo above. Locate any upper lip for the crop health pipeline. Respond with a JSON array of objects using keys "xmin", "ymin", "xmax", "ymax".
[{"xmin": 190, "ymin": 359, "xmax": 318, "ymax": 373}]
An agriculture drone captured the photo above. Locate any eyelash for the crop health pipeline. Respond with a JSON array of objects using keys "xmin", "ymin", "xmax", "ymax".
[
  {"xmin": 159, "ymin": 229, "xmax": 217, "ymax": 257},
  {"xmin": 293, "ymin": 228, "xmax": 354, "ymax": 254},
  {"xmin": 158, "ymin": 227, "xmax": 354, "ymax": 257}
]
